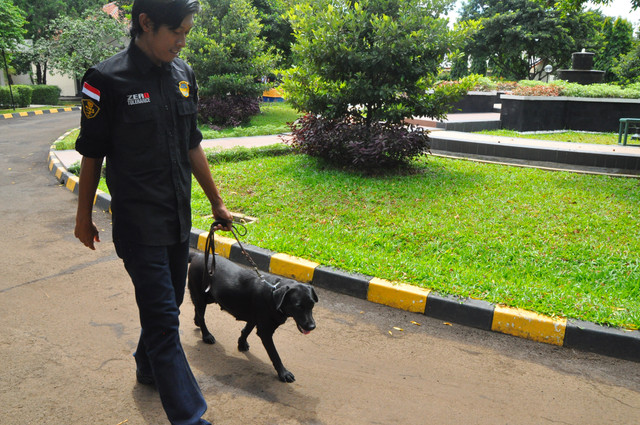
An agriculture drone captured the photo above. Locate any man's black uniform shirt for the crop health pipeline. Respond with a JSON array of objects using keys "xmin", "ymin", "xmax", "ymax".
[{"xmin": 76, "ymin": 40, "xmax": 203, "ymax": 246}]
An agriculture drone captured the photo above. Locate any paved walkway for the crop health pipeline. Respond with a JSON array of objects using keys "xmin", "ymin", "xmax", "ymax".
[{"xmin": 54, "ymin": 121, "xmax": 640, "ymax": 177}]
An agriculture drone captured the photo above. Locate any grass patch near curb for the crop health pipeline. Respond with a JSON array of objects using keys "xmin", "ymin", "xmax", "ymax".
[
  {"xmin": 192, "ymin": 154, "xmax": 640, "ymax": 329},
  {"xmin": 475, "ymin": 129, "xmax": 619, "ymax": 145},
  {"xmin": 200, "ymin": 102, "xmax": 300, "ymax": 139}
]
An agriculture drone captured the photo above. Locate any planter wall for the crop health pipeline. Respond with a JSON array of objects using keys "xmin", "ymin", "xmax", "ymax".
[
  {"xmin": 451, "ymin": 91, "xmax": 500, "ymax": 113},
  {"xmin": 500, "ymin": 95, "xmax": 640, "ymax": 132}
]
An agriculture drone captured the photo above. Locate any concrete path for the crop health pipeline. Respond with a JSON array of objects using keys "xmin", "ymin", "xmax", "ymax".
[{"xmin": 3, "ymin": 111, "xmax": 640, "ymax": 425}]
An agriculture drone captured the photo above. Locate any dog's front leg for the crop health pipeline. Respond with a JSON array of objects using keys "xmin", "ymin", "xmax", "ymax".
[
  {"xmin": 238, "ymin": 322, "xmax": 255, "ymax": 352},
  {"xmin": 257, "ymin": 327, "xmax": 294, "ymax": 382}
]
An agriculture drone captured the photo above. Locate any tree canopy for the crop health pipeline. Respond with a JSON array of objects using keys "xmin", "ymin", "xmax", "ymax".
[
  {"xmin": 183, "ymin": 0, "xmax": 276, "ymax": 98},
  {"xmin": 47, "ymin": 9, "xmax": 127, "ymax": 82},
  {"xmin": 283, "ymin": 0, "xmax": 471, "ymax": 125},
  {"xmin": 0, "ymin": 0, "xmax": 26, "ymax": 52},
  {"xmin": 455, "ymin": 0, "xmax": 636, "ymax": 81}
]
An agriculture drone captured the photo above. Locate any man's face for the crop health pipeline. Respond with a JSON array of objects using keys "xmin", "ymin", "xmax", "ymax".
[{"xmin": 145, "ymin": 13, "xmax": 194, "ymax": 65}]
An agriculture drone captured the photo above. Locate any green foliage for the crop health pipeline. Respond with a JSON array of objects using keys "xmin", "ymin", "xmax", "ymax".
[
  {"xmin": 251, "ymin": 0, "xmax": 294, "ymax": 66},
  {"xmin": 47, "ymin": 9, "xmax": 127, "ymax": 81},
  {"xmin": 11, "ymin": 0, "xmax": 110, "ymax": 84},
  {"xmin": 0, "ymin": 0, "xmax": 26, "ymax": 51},
  {"xmin": 0, "ymin": 84, "xmax": 31, "ymax": 107},
  {"xmin": 283, "ymin": 0, "xmax": 471, "ymax": 125},
  {"xmin": 458, "ymin": 0, "xmax": 620, "ymax": 81},
  {"xmin": 30, "ymin": 85, "xmax": 61, "ymax": 104},
  {"xmin": 612, "ymin": 44, "xmax": 640, "ymax": 85},
  {"xmin": 594, "ymin": 17, "xmax": 634, "ymax": 82},
  {"xmin": 183, "ymin": 0, "xmax": 277, "ymax": 98}
]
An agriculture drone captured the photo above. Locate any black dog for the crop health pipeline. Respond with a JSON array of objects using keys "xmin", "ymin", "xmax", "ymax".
[{"xmin": 187, "ymin": 252, "xmax": 318, "ymax": 382}]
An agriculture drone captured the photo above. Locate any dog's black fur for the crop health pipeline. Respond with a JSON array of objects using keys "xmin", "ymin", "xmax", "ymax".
[{"xmin": 187, "ymin": 252, "xmax": 318, "ymax": 382}]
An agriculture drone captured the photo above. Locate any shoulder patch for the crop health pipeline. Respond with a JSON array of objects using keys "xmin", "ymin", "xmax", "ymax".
[
  {"xmin": 82, "ymin": 99, "xmax": 100, "ymax": 119},
  {"xmin": 82, "ymin": 82, "xmax": 101, "ymax": 102},
  {"xmin": 178, "ymin": 81, "xmax": 190, "ymax": 98}
]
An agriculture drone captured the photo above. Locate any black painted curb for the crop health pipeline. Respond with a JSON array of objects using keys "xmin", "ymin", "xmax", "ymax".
[
  {"xmin": 429, "ymin": 132, "xmax": 640, "ymax": 173},
  {"xmin": 1, "ymin": 106, "xmax": 80, "ymax": 119}
]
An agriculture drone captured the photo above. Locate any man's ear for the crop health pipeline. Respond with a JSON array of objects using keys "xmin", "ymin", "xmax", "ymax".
[{"xmin": 138, "ymin": 13, "xmax": 154, "ymax": 33}]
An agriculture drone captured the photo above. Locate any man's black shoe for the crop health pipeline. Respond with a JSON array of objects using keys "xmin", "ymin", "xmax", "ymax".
[{"xmin": 136, "ymin": 370, "xmax": 155, "ymax": 386}]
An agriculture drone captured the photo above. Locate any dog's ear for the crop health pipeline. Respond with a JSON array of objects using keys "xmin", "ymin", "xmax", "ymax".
[
  {"xmin": 310, "ymin": 286, "xmax": 318, "ymax": 303},
  {"xmin": 273, "ymin": 285, "xmax": 290, "ymax": 310}
]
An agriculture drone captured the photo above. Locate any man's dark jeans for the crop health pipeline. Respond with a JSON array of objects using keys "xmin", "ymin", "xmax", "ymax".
[{"xmin": 115, "ymin": 238, "xmax": 211, "ymax": 425}]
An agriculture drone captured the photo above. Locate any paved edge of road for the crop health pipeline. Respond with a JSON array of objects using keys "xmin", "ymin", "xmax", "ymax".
[
  {"xmin": 1, "ymin": 106, "xmax": 81, "ymax": 120},
  {"xmin": 47, "ymin": 132, "xmax": 640, "ymax": 363}
]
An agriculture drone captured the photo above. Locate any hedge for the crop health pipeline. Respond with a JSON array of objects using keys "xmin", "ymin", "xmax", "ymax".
[
  {"xmin": 0, "ymin": 85, "xmax": 32, "ymax": 108},
  {"xmin": 31, "ymin": 85, "xmax": 61, "ymax": 105}
]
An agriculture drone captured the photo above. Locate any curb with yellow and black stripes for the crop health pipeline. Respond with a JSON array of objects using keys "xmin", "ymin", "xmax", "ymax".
[
  {"xmin": 48, "ymin": 141, "xmax": 640, "ymax": 363},
  {"xmin": 2, "ymin": 106, "xmax": 80, "ymax": 120}
]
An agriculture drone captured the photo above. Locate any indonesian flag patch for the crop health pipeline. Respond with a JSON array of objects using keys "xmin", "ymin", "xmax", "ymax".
[{"xmin": 82, "ymin": 82, "xmax": 101, "ymax": 102}]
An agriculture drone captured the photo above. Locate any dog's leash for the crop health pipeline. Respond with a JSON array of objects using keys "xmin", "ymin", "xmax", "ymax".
[{"xmin": 203, "ymin": 219, "xmax": 275, "ymax": 291}]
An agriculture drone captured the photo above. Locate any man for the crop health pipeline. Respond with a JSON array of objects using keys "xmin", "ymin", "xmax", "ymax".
[{"xmin": 74, "ymin": 1, "xmax": 232, "ymax": 424}]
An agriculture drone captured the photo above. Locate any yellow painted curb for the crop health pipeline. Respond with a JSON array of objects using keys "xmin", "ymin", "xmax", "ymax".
[
  {"xmin": 49, "ymin": 109, "xmax": 58, "ymax": 114},
  {"xmin": 34, "ymin": 110, "xmax": 43, "ymax": 115},
  {"xmin": 492, "ymin": 305, "xmax": 567, "ymax": 346},
  {"xmin": 66, "ymin": 175, "xmax": 79, "ymax": 192},
  {"xmin": 196, "ymin": 232, "xmax": 236, "ymax": 259},
  {"xmin": 19, "ymin": 112, "xmax": 28, "ymax": 117},
  {"xmin": 367, "ymin": 278, "xmax": 430, "ymax": 313},
  {"xmin": 2, "ymin": 113, "xmax": 12, "ymax": 119},
  {"xmin": 269, "ymin": 253, "xmax": 318, "ymax": 283},
  {"xmin": 55, "ymin": 167, "xmax": 63, "ymax": 179}
]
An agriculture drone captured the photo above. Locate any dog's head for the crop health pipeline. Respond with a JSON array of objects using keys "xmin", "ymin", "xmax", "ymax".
[{"xmin": 273, "ymin": 280, "xmax": 318, "ymax": 334}]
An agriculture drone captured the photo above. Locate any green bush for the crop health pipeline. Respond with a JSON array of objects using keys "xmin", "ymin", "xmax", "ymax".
[
  {"xmin": 0, "ymin": 85, "xmax": 33, "ymax": 108},
  {"xmin": 31, "ymin": 85, "xmax": 61, "ymax": 105}
]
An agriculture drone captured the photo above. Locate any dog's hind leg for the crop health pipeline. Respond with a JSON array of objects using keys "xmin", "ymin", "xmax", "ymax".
[
  {"xmin": 238, "ymin": 322, "xmax": 255, "ymax": 352},
  {"xmin": 194, "ymin": 303, "xmax": 216, "ymax": 344}
]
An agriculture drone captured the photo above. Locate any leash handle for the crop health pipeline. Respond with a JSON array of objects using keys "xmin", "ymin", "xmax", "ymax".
[
  {"xmin": 203, "ymin": 219, "xmax": 228, "ymax": 280},
  {"xmin": 203, "ymin": 219, "xmax": 273, "ymax": 288}
]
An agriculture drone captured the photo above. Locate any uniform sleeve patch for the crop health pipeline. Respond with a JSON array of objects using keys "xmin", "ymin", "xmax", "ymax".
[
  {"xmin": 82, "ymin": 82, "xmax": 101, "ymax": 102},
  {"xmin": 82, "ymin": 99, "xmax": 100, "ymax": 119}
]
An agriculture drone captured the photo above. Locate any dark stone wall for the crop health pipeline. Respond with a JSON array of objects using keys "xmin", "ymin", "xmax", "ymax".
[{"xmin": 500, "ymin": 95, "xmax": 640, "ymax": 132}]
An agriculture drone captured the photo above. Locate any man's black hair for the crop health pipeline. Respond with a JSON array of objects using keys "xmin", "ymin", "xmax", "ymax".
[{"xmin": 130, "ymin": 0, "xmax": 200, "ymax": 38}]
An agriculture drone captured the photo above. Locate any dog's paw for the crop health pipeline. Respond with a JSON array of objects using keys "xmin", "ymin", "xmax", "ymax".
[
  {"xmin": 237, "ymin": 340, "xmax": 250, "ymax": 352},
  {"xmin": 278, "ymin": 369, "xmax": 295, "ymax": 383},
  {"xmin": 203, "ymin": 334, "xmax": 216, "ymax": 344}
]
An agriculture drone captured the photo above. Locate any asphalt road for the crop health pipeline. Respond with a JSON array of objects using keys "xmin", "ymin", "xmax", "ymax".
[{"xmin": 1, "ymin": 111, "xmax": 639, "ymax": 425}]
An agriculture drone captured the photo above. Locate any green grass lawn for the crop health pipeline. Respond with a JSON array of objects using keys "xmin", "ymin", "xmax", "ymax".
[
  {"xmin": 475, "ymin": 129, "xmax": 619, "ymax": 145},
  {"xmin": 199, "ymin": 102, "xmax": 300, "ymax": 139},
  {"xmin": 54, "ymin": 103, "xmax": 640, "ymax": 329},
  {"xmin": 192, "ymin": 154, "xmax": 640, "ymax": 330}
]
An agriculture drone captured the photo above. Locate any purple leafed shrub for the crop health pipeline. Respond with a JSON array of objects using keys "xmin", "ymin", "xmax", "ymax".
[
  {"xmin": 287, "ymin": 114, "xmax": 430, "ymax": 169},
  {"xmin": 198, "ymin": 95, "xmax": 260, "ymax": 128}
]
